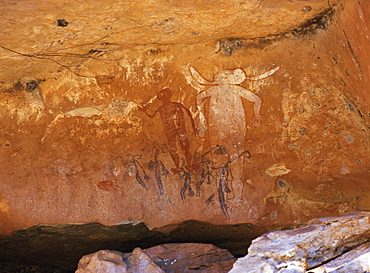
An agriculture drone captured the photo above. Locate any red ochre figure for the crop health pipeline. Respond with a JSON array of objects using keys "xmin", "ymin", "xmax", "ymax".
[{"xmin": 139, "ymin": 88, "xmax": 198, "ymax": 174}]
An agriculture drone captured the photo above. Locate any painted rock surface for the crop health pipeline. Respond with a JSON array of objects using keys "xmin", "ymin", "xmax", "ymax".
[{"xmin": 0, "ymin": 0, "xmax": 370, "ymax": 235}]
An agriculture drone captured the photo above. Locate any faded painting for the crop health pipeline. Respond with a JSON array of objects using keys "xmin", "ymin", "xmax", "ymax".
[{"xmin": 189, "ymin": 66, "xmax": 279, "ymax": 159}]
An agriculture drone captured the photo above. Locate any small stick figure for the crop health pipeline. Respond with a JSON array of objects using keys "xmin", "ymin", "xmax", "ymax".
[{"xmin": 139, "ymin": 88, "xmax": 198, "ymax": 174}]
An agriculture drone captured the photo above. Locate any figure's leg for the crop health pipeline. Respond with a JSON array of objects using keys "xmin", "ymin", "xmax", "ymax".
[
  {"xmin": 183, "ymin": 139, "xmax": 192, "ymax": 167},
  {"xmin": 168, "ymin": 139, "xmax": 182, "ymax": 174},
  {"xmin": 179, "ymin": 131, "xmax": 198, "ymax": 171}
]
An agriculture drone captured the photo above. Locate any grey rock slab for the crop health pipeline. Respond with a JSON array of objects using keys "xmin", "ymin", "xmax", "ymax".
[
  {"xmin": 308, "ymin": 242, "xmax": 370, "ymax": 273},
  {"xmin": 229, "ymin": 212, "xmax": 370, "ymax": 273}
]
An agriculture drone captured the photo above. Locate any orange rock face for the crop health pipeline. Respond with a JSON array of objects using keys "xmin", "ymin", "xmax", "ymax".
[{"xmin": 0, "ymin": 0, "xmax": 370, "ymax": 234}]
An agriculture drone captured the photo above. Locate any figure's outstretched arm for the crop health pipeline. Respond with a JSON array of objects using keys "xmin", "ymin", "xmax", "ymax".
[
  {"xmin": 190, "ymin": 66, "xmax": 214, "ymax": 85},
  {"xmin": 137, "ymin": 104, "xmax": 159, "ymax": 118},
  {"xmin": 180, "ymin": 104, "xmax": 198, "ymax": 134},
  {"xmin": 238, "ymin": 87, "xmax": 262, "ymax": 126},
  {"xmin": 253, "ymin": 96, "xmax": 262, "ymax": 125},
  {"xmin": 195, "ymin": 95, "xmax": 209, "ymax": 136}
]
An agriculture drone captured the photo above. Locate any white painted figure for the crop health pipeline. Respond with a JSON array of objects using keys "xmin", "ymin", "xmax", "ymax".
[{"xmin": 190, "ymin": 66, "xmax": 279, "ymax": 157}]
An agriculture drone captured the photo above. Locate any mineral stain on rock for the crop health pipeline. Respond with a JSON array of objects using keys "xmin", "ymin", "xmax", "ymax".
[
  {"xmin": 217, "ymin": 39, "xmax": 244, "ymax": 56},
  {"xmin": 56, "ymin": 19, "xmax": 68, "ymax": 27},
  {"xmin": 265, "ymin": 164, "xmax": 292, "ymax": 177},
  {"xmin": 0, "ymin": 199, "xmax": 9, "ymax": 213}
]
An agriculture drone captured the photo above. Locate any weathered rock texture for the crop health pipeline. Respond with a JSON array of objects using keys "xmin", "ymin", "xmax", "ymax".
[
  {"xmin": 0, "ymin": 220, "xmax": 262, "ymax": 271},
  {"xmin": 75, "ymin": 250, "xmax": 128, "ymax": 273},
  {"xmin": 308, "ymin": 242, "xmax": 370, "ymax": 273},
  {"xmin": 125, "ymin": 247, "xmax": 165, "ymax": 273},
  {"xmin": 75, "ymin": 243, "xmax": 235, "ymax": 273},
  {"xmin": 0, "ymin": 0, "xmax": 370, "ymax": 252},
  {"xmin": 229, "ymin": 212, "xmax": 370, "ymax": 273}
]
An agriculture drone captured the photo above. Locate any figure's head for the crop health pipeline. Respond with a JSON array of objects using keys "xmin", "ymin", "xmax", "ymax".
[
  {"xmin": 214, "ymin": 68, "xmax": 246, "ymax": 85},
  {"xmin": 214, "ymin": 70, "xmax": 232, "ymax": 84},
  {"xmin": 157, "ymin": 87, "xmax": 173, "ymax": 101}
]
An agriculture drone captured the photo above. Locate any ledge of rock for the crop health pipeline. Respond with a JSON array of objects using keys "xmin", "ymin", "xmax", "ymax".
[
  {"xmin": 0, "ymin": 220, "xmax": 264, "ymax": 272},
  {"xmin": 2, "ymin": 212, "xmax": 370, "ymax": 272}
]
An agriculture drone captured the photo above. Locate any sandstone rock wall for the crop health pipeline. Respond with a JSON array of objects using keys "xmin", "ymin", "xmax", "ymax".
[
  {"xmin": 0, "ymin": 0, "xmax": 370, "ymax": 234},
  {"xmin": 230, "ymin": 212, "xmax": 370, "ymax": 272}
]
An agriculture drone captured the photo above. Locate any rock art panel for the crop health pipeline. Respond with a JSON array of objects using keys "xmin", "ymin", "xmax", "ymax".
[{"xmin": 1, "ymin": 0, "xmax": 370, "ymax": 237}]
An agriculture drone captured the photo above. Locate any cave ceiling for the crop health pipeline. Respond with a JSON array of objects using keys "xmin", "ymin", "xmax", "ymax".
[{"xmin": 0, "ymin": 0, "xmax": 340, "ymax": 81}]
